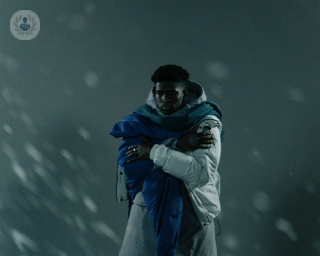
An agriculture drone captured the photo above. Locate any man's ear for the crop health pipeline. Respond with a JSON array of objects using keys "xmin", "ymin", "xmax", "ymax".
[{"xmin": 183, "ymin": 89, "xmax": 188, "ymax": 98}]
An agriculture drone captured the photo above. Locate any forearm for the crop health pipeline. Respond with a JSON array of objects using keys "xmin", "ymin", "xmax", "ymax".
[
  {"xmin": 150, "ymin": 144, "xmax": 213, "ymax": 187},
  {"xmin": 161, "ymin": 138, "xmax": 184, "ymax": 152},
  {"xmin": 150, "ymin": 126, "xmax": 221, "ymax": 188}
]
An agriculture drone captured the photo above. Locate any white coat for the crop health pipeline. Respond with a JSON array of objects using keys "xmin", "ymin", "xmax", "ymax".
[
  {"xmin": 116, "ymin": 80, "xmax": 223, "ymax": 226},
  {"xmin": 149, "ymin": 114, "xmax": 222, "ymax": 226}
]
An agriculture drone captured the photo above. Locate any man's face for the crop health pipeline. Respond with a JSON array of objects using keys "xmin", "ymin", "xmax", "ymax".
[{"xmin": 154, "ymin": 81, "xmax": 187, "ymax": 115}]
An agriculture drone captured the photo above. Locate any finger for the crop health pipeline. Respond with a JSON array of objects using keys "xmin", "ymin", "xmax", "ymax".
[
  {"xmin": 195, "ymin": 130, "xmax": 211, "ymax": 136},
  {"xmin": 197, "ymin": 133, "xmax": 214, "ymax": 140},
  {"xmin": 197, "ymin": 140, "xmax": 214, "ymax": 145},
  {"xmin": 200, "ymin": 141, "xmax": 216, "ymax": 148},
  {"xmin": 127, "ymin": 153, "xmax": 144, "ymax": 162},
  {"xmin": 197, "ymin": 136, "xmax": 215, "ymax": 144},
  {"xmin": 126, "ymin": 155, "xmax": 140, "ymax": 162},
  {"xmin": 126, "ymin": 150, "xmax": 139, "ymax": 156},
  {"xmin": 126, "ymin": 152, "xmax": 135, "ymax": 156},
  {"xmin": 127, "ymin": 157, "xmax": 135, "ymax": 163},
  {"xmin": 189, "ymin": 124, "xmax": 199, "ymax": 133},
  {"xmin": 126, "ymin": 148, "xmax": 139, "ymax": 156},
  {"xmin": 203, "ymin": 139, "xmax": 215, "ymax": 144},
  {"xmin": 200, "ymin": 144, "xmax": 212, "ymax": 148},
  {"xmin": 197, "ymin": 133, "xmax": 212, "ymax": 138}
]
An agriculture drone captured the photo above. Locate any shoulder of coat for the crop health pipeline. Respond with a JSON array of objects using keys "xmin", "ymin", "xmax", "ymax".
[{"xmin": 198, "ymin": 115, "xmax": 221, "ymax": 125}]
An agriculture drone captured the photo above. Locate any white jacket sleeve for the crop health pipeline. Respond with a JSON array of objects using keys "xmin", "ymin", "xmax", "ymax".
[{"xmin": 149, "ymin": 116, "xmax": 222, "ymax": 189}]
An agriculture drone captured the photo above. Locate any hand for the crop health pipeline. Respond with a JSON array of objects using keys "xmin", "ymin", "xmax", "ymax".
[
  {"xmin": 176, "ymin": 124, "xmax": 215, "ymax": 151},
  {"xmin": 126, "ymin": 135, "xmax": 155, "ymax": 163}
]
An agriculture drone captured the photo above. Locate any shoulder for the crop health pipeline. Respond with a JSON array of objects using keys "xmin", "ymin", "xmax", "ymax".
[
  {"xmin": 196, "ymin": 115, "xmax": 222, "ymax": 132},
  {"xmin": 110, "ymin": 113, "xmax": 148, "ymax": 137}
]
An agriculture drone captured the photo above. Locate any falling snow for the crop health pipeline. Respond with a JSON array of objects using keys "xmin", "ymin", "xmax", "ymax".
[
  {"xmin": 275, "ymin": 218, "xmax": 298, "ymax": 241},
  {"xmin": 1, "ymin": 2, "xmax": 319, "ymax": 255},
  {"xmin": 69, "ymin": 14, "xmax": 88, "ymax": 32},
  {"xmin": 11, "ymin": 229, "xmax": 39, "ymax": 254},
  {"xmin": 82, "ymin": 194, "xmax": 98, "ymax": 213},
  {"xmin": 3, "ymin": 123, "xmax": 13, "ymax": 134},
  {"xmin": 0, "ymin": 52, "xmax": 20, "ymax": 73},
  {"xmin": 84, "ymin": 70, "xmax": 100, "ymax": 88},
  {"xmin": 91, "ymin": 220, "xmax": 122, "ymax": 246},
  {"xmin": 85, "ymin": 2, "xmax": 96, "ymax": 15},
  {"xmin": 210, "ymin": 83, "xmax": 223, "ymax": 98},
  {"xmin": 223, "ymin": 233, "xmax": 239, "ymax": 251},
  {"xmin": 77, "ymin": 126, "xmax": 91, "ymax": 140},
  {"xmin": 285, "ymin": 87, "xmax": 306, "ymax": 103},
  {"xmin": 205, "ymin": 60, "xmax": 230, "ymax": 80},
  {"xmin": 252, "ymin": 191, "xmax": 271, "ymax": 212}
]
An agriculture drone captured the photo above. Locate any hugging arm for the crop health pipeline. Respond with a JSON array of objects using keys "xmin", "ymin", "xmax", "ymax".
[{"xmin": 150, "ymin": 118, "xmax": 222, "ymax": 189}]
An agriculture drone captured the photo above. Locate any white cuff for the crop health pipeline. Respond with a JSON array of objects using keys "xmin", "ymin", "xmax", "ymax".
[{"xmin": 150, "ymin": 144, "xmax": 161, "ymax": 161}]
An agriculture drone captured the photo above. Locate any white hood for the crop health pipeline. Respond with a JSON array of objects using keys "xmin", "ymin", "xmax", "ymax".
[{"xmin": 145, "ymin": 80, "xmax": 207, "ymax": 117}]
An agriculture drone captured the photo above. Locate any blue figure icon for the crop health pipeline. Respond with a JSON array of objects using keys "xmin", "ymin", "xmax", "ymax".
[{"xmin": 20, "ymin": 17, "xmax": 30, "ymax": 31}]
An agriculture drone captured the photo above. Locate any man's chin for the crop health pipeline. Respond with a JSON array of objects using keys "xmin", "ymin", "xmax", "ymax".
[{"xmin": 160, "ymin": 109, "xmax": 175, "ymax": 115}]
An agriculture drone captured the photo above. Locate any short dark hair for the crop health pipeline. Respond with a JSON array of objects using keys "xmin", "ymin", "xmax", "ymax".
[{"xmin": 151, "ymin": 64, "xmax": 190, "ymax": 84}]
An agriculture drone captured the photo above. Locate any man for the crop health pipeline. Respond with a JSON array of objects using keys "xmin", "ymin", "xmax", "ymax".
[{"xmin": 110, "ymin": 64, "xmax": 224, "ymax": 256}]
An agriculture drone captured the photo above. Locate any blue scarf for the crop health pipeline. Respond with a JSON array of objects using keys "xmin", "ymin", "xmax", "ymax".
[
  {"xmin": 110, "ymin": 100, "xmax": 224, "ymax": 256},
  {"xmin": 134, "ymin": 100, "xmax": 225, "ymax": 142}
]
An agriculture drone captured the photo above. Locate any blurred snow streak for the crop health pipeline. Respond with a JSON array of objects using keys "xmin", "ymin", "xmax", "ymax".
[
  {"xmin": 223, "ymin": 233, "xmax": 239, "ymax": 251},
  {"xmin": 11, "ymin": 229, "xmax": 39, "ymax": 254},
  {"xmin": 85, "ymin": 2, "xmax": 96, "ymax": 15},
  {"xmin": 84, "ymin": 70, "xmax": 100, "ymax": 88},
  {"xmin": 82, "ymin": 194, "xmax": 98, "ymax": 213},
  {"xmin": 69, "ymin": 14, "xmax": 88, "ymax": 33},
  {"xmin": 205, "ymin": 61, "xmax": 230, "ymax": 80},
  {"xmin": 25, "ymin": 143, "xmax": 43, "ymax": 163},
  {"xmin": 91, "ymin": 220, "xmax": 122, "ymax": 246},
  {"xmin": 1, "ymin": 85, "xmax": 25, "ymax": 107},
  {"xmin": 206, "ymin": 61, "xmax": 229, "ymax": 98},
  {"xmin": 77, "ymin": 126, "xmax": 91, "ymax": 140},
  {"xmin": 252, "ymin": 191, "xmax": 271, "ymax": 212},
  {"xmin": 2, "ymin": 142, "xmax": 17, "ymax": 161},
  {"xmin": 0, "ymin": 82, "xmax": 121, "ymax": 255},
  {"xmin": 0, "ymin": 52, "xmax": 20, "ymax": 73},
  {"xmin": 313, "ymin": 238, "xmax": 320, "ymax": 253},
  {"xmin": 3, "ymin": 123, "xmax": 13, "ymax": 134},
  {"xmin": 20, "ymin": 111, "xmax": 38, "ymax": 135},
  {"xmin": 251, "ymin": 148, "xmax": 268, "ymax": 166},
  {"xmin": 275, "ymin": 218, "xmax": 298, "ymax": 241},
  {"xmin": 210, "ymin": 83, "xmax": 223, "ymax": 98},
  {"xmin": 304, "ymin": 180, "xmax": 316, "ymax": 194},
  {"xmin": 285, "ymin": 87, "xmax": 305, "ymax": 103}
]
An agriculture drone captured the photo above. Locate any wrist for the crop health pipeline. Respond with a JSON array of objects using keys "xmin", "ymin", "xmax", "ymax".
[
  {"xmin": 176, "ymin": 138, "xmax": 183, "ymax": 150},
  {"xmin": 149, "ymin": 144, "xmax": 160, "ymax": 160}
]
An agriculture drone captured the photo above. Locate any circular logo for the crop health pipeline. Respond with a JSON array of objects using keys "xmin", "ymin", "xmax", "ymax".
[{"xmin": 10, "ymin": 10, "xmax": 40, "ymax": 40}]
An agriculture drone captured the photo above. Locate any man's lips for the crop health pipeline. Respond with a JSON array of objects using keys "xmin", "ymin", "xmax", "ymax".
[{"xmin": 160, "ymin": 106, "xmax": 173, "ymax": 110}]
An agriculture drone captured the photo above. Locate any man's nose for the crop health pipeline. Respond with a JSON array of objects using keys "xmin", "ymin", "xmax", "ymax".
[{"xmin": 161, "ymin": 94, "xmax": 171, "ymax": 102}]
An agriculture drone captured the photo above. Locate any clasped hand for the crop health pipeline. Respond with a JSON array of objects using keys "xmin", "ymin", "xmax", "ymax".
[
  {"xmin": 176, "ymin": 124, "xmax": 215, "ymax": 151},
  {"xmin": 126, "ymin": 124, "xmax": 215, "ymax": 163},
  {"xmin": 126, "ymin": 135, "xmax": 155, "ymax": 163}
]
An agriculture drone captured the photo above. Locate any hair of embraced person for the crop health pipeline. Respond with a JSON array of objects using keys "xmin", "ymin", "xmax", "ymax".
[{"xmin": 151, "ymin": 64, "xmax": 190, "ymax": 89}]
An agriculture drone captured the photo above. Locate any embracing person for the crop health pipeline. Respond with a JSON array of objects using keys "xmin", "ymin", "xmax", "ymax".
[{"xmin": 110, "ymin": 64, "xmax": 225, "ymax": 256}]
